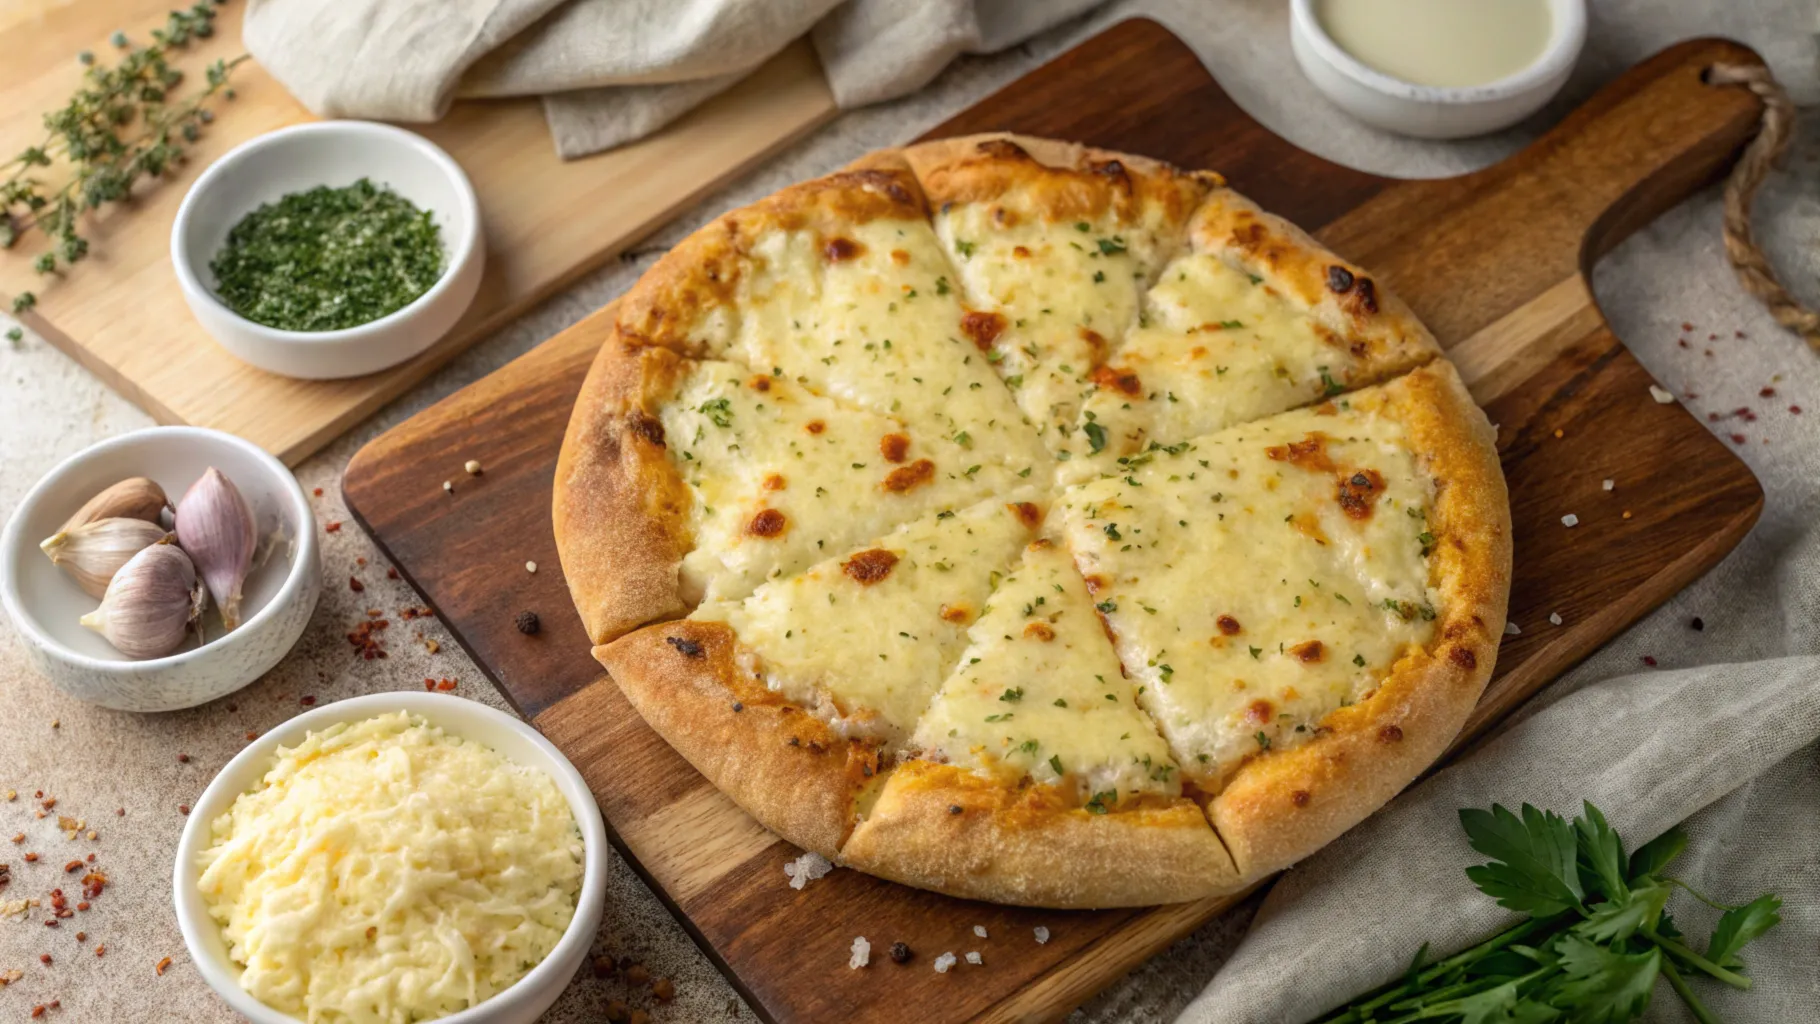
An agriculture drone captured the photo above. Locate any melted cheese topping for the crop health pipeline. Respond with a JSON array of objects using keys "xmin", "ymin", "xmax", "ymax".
[
  {"xmin": 933, "ymin": 205, "xmax": 1185, "ymax": 459},
  {"xmin": 662, "ymin": 359, "xmax": 1001, "ymax": 604},
  {"xmin": 913, "ymin": 540, "xmax": 1181, "ymax": 805},
  {"xmin": 1056, "ymin": 397, "xmax": 1439, "ymax": 786},
  {"xmin": 695, "ymin": 497, "xmax": 1037, "ymax": 743},
  {"xmin": 196, "ymin": 713, "xmax": 582, "ymax": 1024},
  {"xmin": 1072, "ymin": 253, "xmax": 1367, "ymax": 481},
  {"xmin": 713, "ymin": 217, "xmax": 1050, "ymax": 482}
]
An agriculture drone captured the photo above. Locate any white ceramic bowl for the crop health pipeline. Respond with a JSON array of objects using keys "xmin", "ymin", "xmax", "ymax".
[
  {"xmin": 174, "ymin": 692, "xmax": 609, "ymax": 1024},
  {"xmin": 171, "ymin": 121, "xmax": 485, "ymax": 379},
  {"xmin": 1290, "ymin": 0, "xmax": 1587, "ymax": 139},
  {"xmin": 0, "ymin": 427, "xmax": 321, "ymax": 711}
]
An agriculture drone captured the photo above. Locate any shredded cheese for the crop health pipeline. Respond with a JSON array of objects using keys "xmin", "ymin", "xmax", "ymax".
[{"xmin": 196, "ymin": 712, "xmax": 583, "ymax": 1024}]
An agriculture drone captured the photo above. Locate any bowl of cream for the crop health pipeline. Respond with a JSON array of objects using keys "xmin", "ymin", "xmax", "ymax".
[
  {"xmin": 173, "ymin": 693, "xmax": 608, "ymax": 1024},
  {"xmin": 1290, "ymin": 0, "xmax": 1588, "ymax": 139}
]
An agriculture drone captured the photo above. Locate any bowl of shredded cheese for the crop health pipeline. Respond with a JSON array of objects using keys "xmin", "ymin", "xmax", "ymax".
[{"xmin": 173, "ymin": 693, "xmax": 607, "ymax": 1024}]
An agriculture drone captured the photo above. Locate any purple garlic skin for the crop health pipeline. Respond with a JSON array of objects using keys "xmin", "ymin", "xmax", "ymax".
[
  {"xmin": 176, "ymin": 467, "xmax": 257, "ymax": 631},
  {"xmin": 79, "ymin": 543, "xmax": 204, "ymax": 659},
  {"xmin": 40, "ymin": 516, "xmax": 173, "ymax": 598}
]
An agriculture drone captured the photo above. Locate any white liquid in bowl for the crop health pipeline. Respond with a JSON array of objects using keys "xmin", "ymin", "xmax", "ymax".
[{"xmin": 1316, "ymin": 0, "xmax": 1554, "ymax": 88}]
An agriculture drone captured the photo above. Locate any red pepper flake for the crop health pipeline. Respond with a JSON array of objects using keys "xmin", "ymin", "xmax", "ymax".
[
  {"xmin": 1705, "ymin": 349, "xmax": 1714, "ymax": 357},
  {"xmin": 75, "ymin": 903, "xmax": 87, "ymax": 912},
  {"xmin": 244, "ymin": 731, "xmax": 257, "ymax": 741},
  {"xmin": 1734, "ymin": 407, "xmax": 1758, "ymax": 422},
  {"xmin": 63, "ymin": 861, "xmax": 81, "ymax": 873},
  {"xmin": 155, "ymin": 956, "xmax": 172, "ymax": 977},
  {"xmin": 424, "ymin": 678, "xmax": 436, "ymax": 691},
  {"xmin": 1680, "ymin": 322, "xmax": 1694, "ymax": 332},
  {"xmin": 1760, "ymin": 386, "xmax": 1777, "ymax": 398},
  {"xmin": 347, "ymin": 618, "xmax": 390, "ymax": 659},
  {"xmin": 24, "ymin": 853, "xmax": 38, "ymax": 862},
  {"xmin": 176, "ymin": 753, "xmax": 189, "ymax": 763},
  {"xmin": 1641, "ymin": 655, "xmax": 1658, "ymax": 666},
  {"xmin": 386, "ymin": 566, "xmax": 399, "ymax": 580},
  {"xmin": 435, "ymin": 678, "xmax": 457, "ymax": 692},
  {"xmin": 1677, "ymin": 339, "xmax": 1689, "ymax": 348},
  {"xmin": 1730, "ymin": 433, "xmax": 1747, "ymax": 445},
  {"xmin": 349, "ymin": 576, "xmax": 364, "ymax": 593},
  {"xmin": 31, "ymin": 1005, "xmax": 45, "ymax": 1017},
  {"xmin": 325, "ymin": 521, "xmax": 342, "ymax": 533},
  {"xmin": 312, "ymin": 487, "xmax": 323, "ymax": 497},
  {"xmin": 74, "ymin": 932, "xmax": 84, "ymax": 942},
  {"xmin": 39, "ymin": 955, "xmax": 50, "ymax": 965},
  {"xmin": 356, "ymin": 556, "xmax": 367, "ymax": 566},
  {"xmin": 114, "ymin": 809, "xmax": 123, "ymax": 817},
  {"xmin": 300, "ymin": 695, "xmax": 316, "ymax": 706},
  {"xmin": 33, "ymin": 791, "xmax": 42, "ymax": 799},
  {"xmin": 1735, "ymin": 330, "xmax": 1747, "ymax": 338},
  {"xmin": 1791, "ymin": 405, "xmax": 1803, "ymax": 415},
  {"xmin": 178, "ymin": 805, "xmax": 189, "ymax": 816},
  {"xmin": 83, "ymin": 855, "xmax": 93, "ymax": 864},
  {"xmin": 94, "ymin": 946, "xmax": 104, "ymax": 957},
  {"xmin": 40, "ymin": 798, "xmax": 55, "ymax": 811},
  {"xmin": 1708, "ymin": 332, "xmax": 1718, "ymax": 340}
]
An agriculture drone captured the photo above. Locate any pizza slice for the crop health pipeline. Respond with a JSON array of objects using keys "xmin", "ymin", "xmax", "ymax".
[
  {"xmin": 1071, "ymin": 187, "xmax": 1439, "ymax": 480},
  {"xmin": 613, "ymin": 151, "xmax": 1050, "ymax": 485},
  {"xmin": 596, "ymin": 497, "xmax": 1040, "ymax": 857},
  {"xmin": 840, "ymin": 538, "xmax": 1237, "ymax": 907},
  {"xmin": 1055, "ymin": 361, "xmax": 1508, "ymax": 879},
  {"xmin": 901, "ymin": 134, "xmax": 1219, "ymax": 461}
]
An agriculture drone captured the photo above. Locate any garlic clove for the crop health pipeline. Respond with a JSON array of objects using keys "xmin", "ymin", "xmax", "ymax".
[
  {"xmin": 59, "ymin": 477, "xmax": 171, "ymax": 534},
  {"xmin": 39, "ymin": 517, "xmax": 173, "ymax": 598},
  {"xmin": 175, "ymin": 467, "xmax": 257, "ymax": 631},
  {"xmin": 78, "ymin": 543, "xmax": 204, "ymax": 659}
]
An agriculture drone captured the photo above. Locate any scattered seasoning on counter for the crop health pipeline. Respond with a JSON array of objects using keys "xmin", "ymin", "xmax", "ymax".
[
  {"xmin": 515, "ymin": 611, "xmax": 540, "ymax": 635},
  {"xmin": 889, "ymin": 941, "xmax": 913, "ymax": 964},
  {"xmin": 1691, "ymin": 616, "xmax": 1705, "ymax": 631},
  {"xmin": 154, "ymin": 956, "xmax": 172, "ymax": 976},
  {"xmin": 325, "ymin": 521, "xmax": 342, "ymax": 533},
  {"xmin": 464, "ymin": 460, "xmax": 483, "ymax": 476},
  {"xmin": 442, "ymin": 480, "xmax": 454, "ymax": 495},
  {"xmin": 210, "ymin": 179, "xmax": 444, "ymax": 332},
  {"xmin": 349, "ymin": 576, "xmax": 364, "ymax": 593},
  {"xmin": 525, "ymin": 561, "xmax": 537, "ymax": 574},
  {"xmin": 1641, "ymin": 655, "xmax": 1658, "ymax": 667},
  {"xmin": 312, "ymin": 487, "xmax": 324, "ymax": 497}
]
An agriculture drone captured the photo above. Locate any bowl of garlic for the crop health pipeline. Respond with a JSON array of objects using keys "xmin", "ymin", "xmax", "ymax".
[{"xmin": 0, "ymin": 427, "xmax": 321, "ymax": 711}]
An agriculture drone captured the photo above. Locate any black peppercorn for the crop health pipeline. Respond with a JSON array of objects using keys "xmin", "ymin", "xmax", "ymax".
[
  {"xmin": 889, "ymin": 941, "xmax": 912, "ymax": 964},
  {"xmin": 1690, "ymin": 616, "xmax": 1705, "ymax": 631},
  {"xmin": 515, "ymin": 611, "xmax": 540, "ymax": 635}
]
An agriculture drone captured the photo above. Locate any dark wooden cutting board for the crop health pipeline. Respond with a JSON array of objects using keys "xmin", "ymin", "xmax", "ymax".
[{"xmin": 343, "ymin": 22, "xmax": 1767, "ymax": 1023}]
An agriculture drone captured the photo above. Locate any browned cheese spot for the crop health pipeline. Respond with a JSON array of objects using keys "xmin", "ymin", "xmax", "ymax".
[
  {"xmin": 879, "ymin": 433, "xmax": 911, "ymax": 463},
  {"xmin": 1079, "ymin": 327, "xmax": 1109, "ymax": 357},
  {"xmin": 889, "ymin": 248, "xmax": 910, "ymax": 266},
  {"xmin": 1090, "ymin": 363, "xmax": 1142, "ymax": 396},
  {"xmin": 748, "ymin": 375, "xmax": 771, "ymax": 392},
  {"xmin": 960, "ymin": 311, "xmax": 1008, "ymax": 351},
  {"xmin": 1082, "ymin": 574, "xmax": 1108, "ymax": 594},
  {"xmin": 1450, "ymin": 646, "xmax": 1478, "ymax": 670},
  {"xmin": 1246, "ymin": 699, "xmax": 1275, "ymax": 725},
  {"xmin": 1217, "ymin": 615, "xmax": 1243, "ymax": 636},
  {"xmin": 1326, "ymin": 265, "xmax": 1355, "ymax": 293},
  {"xmin": 939, "ymin": 604, "xmax": 972, "ymax": 625},
  {"xmin": 1378, "ymin": 724, "xmax": 1404, "ymax": 743},
  {"xmin": 746, "ymin": 508, "xmax": 788, "ymax": 538},
  {"xmin": 761, "ymin": 474, "xmax": 786, "ymax": 492},
  {"xmin": 628, "ymin": 413, "xmax": 665, "ymax": 447},
  {"xmin": 824, "ymin": 237, "xmax": 864, "ymax": 262},
  {"xmin": 1009, "ymin": 501, "xmax": 1042, "ymax": 528},
  {"xmin": 882, "ymin": 459, "xmax": 936, "ymax": 493},
  {"xmin": 1023, "ymin": 622, "xmax": 1056, "ymax": 642},
  {"xmin": 1337, "ymin": 468, "xmax": 1386, "ymax": 520},
  {"xmin": 843, "ymin": 549, "xmax": 900, "ymax": 585},
  {"xmin": 1355, "ymin": 277, "xmax": 1379, "ymax": 314},
  {"xmin": 1290, "ymin": 640, "xmax": 1325, "ymax": 663},
  {"xmin": 1012, "ymin": 245, "xmax": 1032, "ymax": 259},
  {"xmin": 1290, "ymin": 789, "xmax": 1311, "ymax": 808},
  {"xmin": 1266, "ymin": 432, "xmax": 1336, "ymax": 473},
  {"xmin": 805, "ymin": 420, "xmax": 826, "ymax": 435}
]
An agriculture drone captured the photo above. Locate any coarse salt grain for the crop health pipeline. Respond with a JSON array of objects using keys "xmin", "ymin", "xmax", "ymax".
[
  {"xmin": 849, "ymin": 936, "xmax": 870, "ymax": 969},
  {"xmin": 1561, "ymin": 514, "xmax": 1579, "ymax": 528},
  {"xmin": 965, "ymin": 951, "xmax": 983, "ymax": 965},
  {"xmin": 1549, "ymin": 612, "xmax": 1564, "ymax": 626},
  {"xmin": 525, "ymin": 561, "xmax": 538, "ymax": 574},
  {"xmin": 1648, "ymin": 385, "xmax": 1676, "ymax": 405},
  {"xmin": 464, "ymin": 460, "xmax": 482, "ymax": 475},
  {"xmin": 1034, "ymin": 926, "xmax": 1051, "ymax": 944},
  {"xmin": 441, "ymin": 481, "xmax": 453, "ymax": 494},
  {"xmin": 973, "ymin": 925, "xmax": 988, "ymax": 938},
  {"xmin": 783, "ymin": 851, "xmax": 833, "ymax": 890},
  {"xmin": 1602, "ymin": 479, "xmax": 1614, "ymax": 491},
  {"xmin": 1504, "ymin": 621, "xmax": 1521, "ymax": 636},
  {"xmin": 934, "ymin": 952, "xmax": 957, "ymax": 974}
]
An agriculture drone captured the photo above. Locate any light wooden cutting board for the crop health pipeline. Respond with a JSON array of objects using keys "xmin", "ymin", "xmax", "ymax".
[{"xmin": 0, "ymin": 0, "xmax": 837, "ymax": 465}]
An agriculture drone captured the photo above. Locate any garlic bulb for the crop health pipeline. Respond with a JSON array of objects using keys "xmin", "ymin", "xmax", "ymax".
[
  {"xmin": 79, "ymin": 543, "xmax": 205, "ymax": 659},
  {"xmin": 59, "ymin": 477, "xmax": 171, "ymax": 534},
  {"xmin": 175, "ymin": 467, "xmax": 257, "ymax": 631},
  {"xmin": 39, "ymin": 517, "xmax": 172, "ymax": 598}
]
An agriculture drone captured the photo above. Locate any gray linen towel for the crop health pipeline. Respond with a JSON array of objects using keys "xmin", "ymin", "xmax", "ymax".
[{"xmin": 242, "ymin": 0, "xmax": 1102, "ymax": 158}]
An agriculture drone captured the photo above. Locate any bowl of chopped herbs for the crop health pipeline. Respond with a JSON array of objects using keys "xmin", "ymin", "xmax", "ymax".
[{"xmin": 171, "ymin": 120, "xmax": 483, "ymax": 379}]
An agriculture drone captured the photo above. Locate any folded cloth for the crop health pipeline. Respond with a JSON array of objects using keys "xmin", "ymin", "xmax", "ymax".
[
  {"xmin": 242, "ymin": 0, "xmax": 1103, "ymax": 158},
  {"xmin": 1176, "ymin": 520, "xmax": 1820, "ymax": 1023}
]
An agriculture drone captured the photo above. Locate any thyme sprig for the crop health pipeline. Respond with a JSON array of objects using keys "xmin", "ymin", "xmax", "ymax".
[
  {"xmin": 3, "ymin": 2, "xmax": 245, "ymax": 314},
  {"xmin": 1317, "ymin": 802, "xmax": 1782, "ymax": 1024}
]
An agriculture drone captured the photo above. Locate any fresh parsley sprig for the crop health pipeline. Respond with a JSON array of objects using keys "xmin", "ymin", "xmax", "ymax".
[{"xmin": 1316, "ymin": 801, "xmax": 1782, "ymax": 1024}]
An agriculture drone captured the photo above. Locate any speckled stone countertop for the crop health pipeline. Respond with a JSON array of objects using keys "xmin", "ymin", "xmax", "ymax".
[{"xmin": 3, "ymin": 2, "xmax": 1814, "ymax": 1021}]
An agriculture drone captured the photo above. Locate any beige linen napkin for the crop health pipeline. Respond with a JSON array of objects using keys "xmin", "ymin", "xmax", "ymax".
[
  {"xmin": 242, "ymin": 0, "xmax": 1103, "ymax": 158},
  {"xmin": 1177, "ymin": 523, "xmax": 1820, "ymax": 1023}
]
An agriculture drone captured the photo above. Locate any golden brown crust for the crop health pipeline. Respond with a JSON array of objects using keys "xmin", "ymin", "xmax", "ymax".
[
  {"xmin": 900, "ymin": 132, "xmax": 1222, "ymax": 227},
  {"xmin": 1189, "ymin": 188, "xmax": 1439, "ymax": 379},
  {"xmin": 840, "ymin": 762, "xmax": 1243, "ymax": 908},
  {"xmin": 1208, "ymin": 359, "xmax": 1510, "ymax": 880},
  {"xmin": 614, "ymin": 152, "xmax": 930, "ymax": 354},
  {"xmin": 553, "ymin": 328, "xmax": 695, "ymax": 645},
  {"xmin": 596, "ymin": 620, "xmax": 886, "ymax": 859}
]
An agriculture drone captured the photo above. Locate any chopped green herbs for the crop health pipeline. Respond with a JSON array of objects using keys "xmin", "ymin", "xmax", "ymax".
[{"xmin": 210, "ymin": 178, "xmax": 444, "ymax": 332}]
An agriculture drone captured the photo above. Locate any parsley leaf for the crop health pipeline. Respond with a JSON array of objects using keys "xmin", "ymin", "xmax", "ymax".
[
  {"xmin": 1705, "ymin": 894, "xmax": 1782, "ymax": 969},
  {"xmin": 1461, "ymin": 804, "xmax": 1586, "ymax": 917},
  {"xmin": 1083, "ymin": 420, "xmax": 1108, "ymax": 454}
]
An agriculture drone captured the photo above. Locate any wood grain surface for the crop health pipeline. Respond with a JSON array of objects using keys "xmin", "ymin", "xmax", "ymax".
[
  {"xmin": 343, "ymin": 21, "xmax": 1767, "ymax": 1024},
  {"xmin": 0, "ymin": 0, "xmax": 836, "ymax": 465}
]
